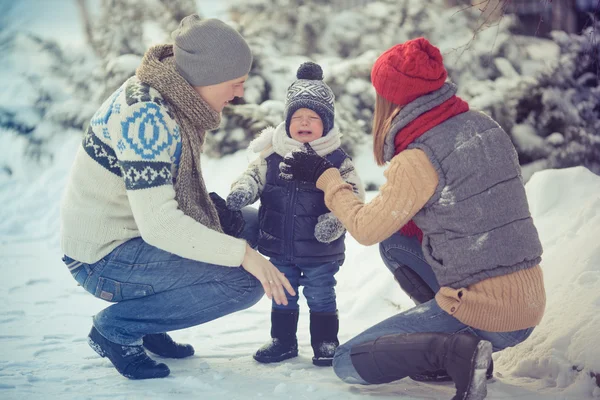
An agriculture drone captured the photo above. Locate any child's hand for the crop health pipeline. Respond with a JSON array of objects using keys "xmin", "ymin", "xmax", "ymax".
[
  {"xmin": 279, "ymin": 143, "xmax": 334, "ymax": 184},
  {"xmin": 314, "ymin": 212, "xmax": 346, "ymax": 243},
  {"xmin": 226, "ymin": 187, "xmax": 254, "ymax": 211}
]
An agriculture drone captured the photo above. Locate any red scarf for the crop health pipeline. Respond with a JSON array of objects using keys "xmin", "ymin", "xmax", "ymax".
[{"xmin": 394, "ymin": 95, "xmax": 469, "ymax": 242}]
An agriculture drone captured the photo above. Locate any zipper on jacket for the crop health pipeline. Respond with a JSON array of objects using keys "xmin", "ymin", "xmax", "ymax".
[{"xmin": 284, "ymin": 181, "xmax": 298, "ymax": 261}]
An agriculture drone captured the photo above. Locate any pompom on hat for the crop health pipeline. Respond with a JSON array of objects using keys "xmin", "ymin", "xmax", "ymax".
[{"xmin": 371, "ymin": 37, "xmax": 448, "ymax": 106}]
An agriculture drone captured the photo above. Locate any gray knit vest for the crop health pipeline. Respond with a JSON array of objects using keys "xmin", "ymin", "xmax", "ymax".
[{"xmin": 384, "ymin": 83, "xmax": 543, "ymax": 289}]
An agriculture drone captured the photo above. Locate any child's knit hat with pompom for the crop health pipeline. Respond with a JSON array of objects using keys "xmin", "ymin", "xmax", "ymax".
[{"xmin": 284, "ymin": 62, "xmax": 335, "ymax": 136}]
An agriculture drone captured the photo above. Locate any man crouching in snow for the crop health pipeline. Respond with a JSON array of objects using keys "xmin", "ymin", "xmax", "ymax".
[{"xmin": 59, "ymin": 15, "xmax": 295, "ymax": 380}]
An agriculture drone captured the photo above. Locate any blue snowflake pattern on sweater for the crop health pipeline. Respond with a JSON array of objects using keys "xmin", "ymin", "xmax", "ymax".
[{"xmin": 120, "ymin": 103, "xmax": 174, "ymax": 160}]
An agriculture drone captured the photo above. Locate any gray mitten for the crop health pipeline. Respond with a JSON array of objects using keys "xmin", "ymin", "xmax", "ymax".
[
  {"xmin": 226, "ymin": 184, "xmax": 254, "ymax": 211},
  {"xmin": 314, "ymin": 213, "xmax": 346, "ymax": 243}
]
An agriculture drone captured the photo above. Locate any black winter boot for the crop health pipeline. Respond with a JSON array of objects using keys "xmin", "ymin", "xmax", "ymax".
[
  {"xmin": 310, "ymin": 311, "xmax": 339, "ymax": 367},
  {"xmin": 143, "ymin": 333, "xmax": 195, "ymax": 359},
  {"xmin": 350, "ymin": 332, "xmax": 492, "ymax": 400},
  {"xmin": 88, "ymin": 326, "xmax": 170, "ymax": 379},
  {"xmin": 253, "ymin": 309, "xmax": 299, "ymax": 363},
  {"xmin": 392, "ymin": 265, "xmax": 490, "ymax": 385},
  {"xmin": 393, "ymin": 264, "xmax": 436, "ymax": 305}
]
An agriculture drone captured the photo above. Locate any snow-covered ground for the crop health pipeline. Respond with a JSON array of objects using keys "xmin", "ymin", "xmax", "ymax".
[{"xmin": 0, "ymin": 137, "xmax": 599, "ymax": 399}]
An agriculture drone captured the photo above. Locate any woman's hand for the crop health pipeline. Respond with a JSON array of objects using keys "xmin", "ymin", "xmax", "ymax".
[
  {"xmin": 241, "ymin": 244, "xmax": 296, "ymax": 305},
  {"xmin": 279, "ymin": 143, "xmax": 335, "ymax": 184}
]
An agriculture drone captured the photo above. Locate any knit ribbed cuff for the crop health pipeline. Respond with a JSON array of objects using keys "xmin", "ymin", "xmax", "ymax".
[
  {"xmin": 435, "ymin": 265, "xmax": 546, "ymax": 332},
  {"xmin": 316, "ymin": 168, "xmax": 343, "ymax": 192},
  {"xmin": 219, "ymin": 237, "xmax": 247, "ymax": 267}
]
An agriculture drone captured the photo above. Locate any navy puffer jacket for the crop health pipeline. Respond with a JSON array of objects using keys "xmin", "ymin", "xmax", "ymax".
[{"xmin": 258, "ymin": 149, "xmax": 348, "ymax": 263}]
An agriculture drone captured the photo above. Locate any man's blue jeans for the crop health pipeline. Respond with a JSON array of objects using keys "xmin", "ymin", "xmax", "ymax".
[
  {"xmin": 62, "ymin": 207, "xmax": 264, "ymax": 346},
  {"xmin": 332, "ymin": 231, "xmax": 535, "ymax": 385},
  {"xmin": 270, "ymin": 259, "xmax": 341, "ymax": 313}
]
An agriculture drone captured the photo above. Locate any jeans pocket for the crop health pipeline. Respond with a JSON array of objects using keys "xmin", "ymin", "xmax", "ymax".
[{"xmin": 94, "ymin": 277, "xmax": 155, "ymax": 303}]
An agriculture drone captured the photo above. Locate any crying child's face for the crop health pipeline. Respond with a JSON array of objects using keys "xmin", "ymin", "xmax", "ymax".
[{"xmin": 289, "ymin": 108, "xmax": 324, "ymax": 143}]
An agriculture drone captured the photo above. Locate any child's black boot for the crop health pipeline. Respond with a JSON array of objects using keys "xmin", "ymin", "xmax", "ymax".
[
  {"xmin": 310, "ymin": 311, "xmax": 339, "ymax": 366},
  {"xmin": 254, "ymin": 309, "xmax": 299, "ymax": 363}
]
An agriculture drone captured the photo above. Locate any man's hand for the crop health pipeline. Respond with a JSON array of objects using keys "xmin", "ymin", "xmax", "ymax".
[
  {"xmin": 209, "ymin": 192, "xmax": 245, "ymax": 237},
  {"xmin": 241, "ymin": 244, "xmax": 296, "ymax": 305},
  {"xmin": 279, "ymin": 143, "xmax": 335, "ymax": 184}
]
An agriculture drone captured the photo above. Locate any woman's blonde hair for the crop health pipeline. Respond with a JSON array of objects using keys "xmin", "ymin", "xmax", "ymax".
[{"xmin": 372, "ymin": 94, "xmax": 402, "ymax": 166}]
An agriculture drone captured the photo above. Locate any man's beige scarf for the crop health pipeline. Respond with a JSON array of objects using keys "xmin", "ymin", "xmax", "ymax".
[{"xmin": 136, "ymin": 44, "xmax": 223, "ymax": 233}]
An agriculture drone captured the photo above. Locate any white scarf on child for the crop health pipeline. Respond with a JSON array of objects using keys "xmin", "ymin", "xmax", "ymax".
[{"xmin": 249, "ymin": 122, "xmax": 342, "ymax": 158}]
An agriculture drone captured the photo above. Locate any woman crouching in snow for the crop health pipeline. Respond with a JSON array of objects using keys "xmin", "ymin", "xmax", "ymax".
[{"xmin": 279, "ymin": 38, "xmax": 546, "ymax": 400}]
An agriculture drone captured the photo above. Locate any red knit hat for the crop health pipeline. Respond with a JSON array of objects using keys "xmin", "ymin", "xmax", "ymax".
[{"xmin": 371, "ymin": 37, "xmax": 448, "ymax": 106}]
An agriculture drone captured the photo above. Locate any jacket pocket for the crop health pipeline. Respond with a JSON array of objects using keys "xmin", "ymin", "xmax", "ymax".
[{"xmin": 94, "ymin": 277, "xmax": 155, "ymax": 303}]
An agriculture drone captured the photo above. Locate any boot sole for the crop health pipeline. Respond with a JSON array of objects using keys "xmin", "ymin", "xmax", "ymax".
[
  {"xmin": 253, "ymin": 350, "xmax": 299, "ymax": 364},
  {"xmin": 312, "ymin": 357, "xmax": 333, "ymax": 367},
  {"xmin": 465, "ymin": 340, "xmax": 492, "ymax": 400},
  {"xmin": 144, "ymin": 347, "xmax": 195, "ymax": 359}
]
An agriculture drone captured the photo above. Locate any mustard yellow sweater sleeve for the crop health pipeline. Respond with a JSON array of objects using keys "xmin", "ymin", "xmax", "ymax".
[{"xmin": 316, "ymin": 149, "xmax": 439, "ymax": 246}]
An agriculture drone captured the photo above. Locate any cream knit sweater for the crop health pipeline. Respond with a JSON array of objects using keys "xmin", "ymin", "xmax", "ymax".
[{"xmin": 60, "ymin": 77, "xmax": 246, "ymax": 267}]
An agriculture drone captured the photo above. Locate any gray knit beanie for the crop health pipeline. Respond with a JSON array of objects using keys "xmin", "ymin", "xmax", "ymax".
[
  {"xmin": 172, "ymin": 15, "xmax": 253, "ymax": 86},
  {"xmin": 284, "ymin": 62, "xmax": 335, "ymax": 137}
]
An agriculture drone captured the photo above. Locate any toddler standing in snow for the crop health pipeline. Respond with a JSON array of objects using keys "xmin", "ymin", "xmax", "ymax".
[{"xmin": 226, "ymin": 62, "xmax": 365, "ymax": 366}]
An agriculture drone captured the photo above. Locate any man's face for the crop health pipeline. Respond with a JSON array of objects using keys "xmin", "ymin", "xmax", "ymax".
[
  {"xmin": 289, "ymin": 108, "xmax": 324, "ymax": 143},
  {"xmin": 193, "ymin": 74, "xmax": 248, "ymax": 113}
]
